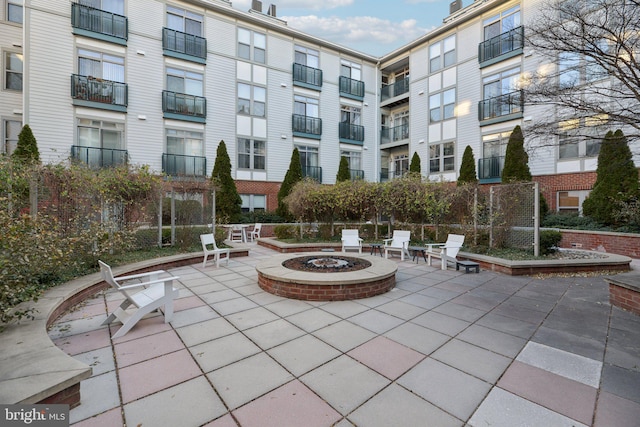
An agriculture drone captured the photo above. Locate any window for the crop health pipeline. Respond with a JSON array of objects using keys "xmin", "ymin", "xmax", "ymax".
[
  {"xmin": 237, "ymin": 83, "xmax": 265, "ymax": 116},
  {"xmin": 167, "ymin": 67, "xmax": 202, "ymax": 96},
  {"xmin": 483, "ymin": 6, "xmax": 520, "ymax": 41},
  {"xmin": 7, "ymin": 0, "xmax": 22, "ymax": 23},
  {"xmin": 78, "ymin": 49, "xmax": 124, "ymax": 82},
  {"xmin": 559, "ymin": 40, "xmax": 609, "ymax": 88},
  {"xmin": 429, "ymin": 34, "xmax": 455, "ymax": 72},
  {"xmin": 558, "ymin": 53, "xmax": 580, "ymax": 88},
  {"xmin": 79, "ymin": 0, "xmax": 124, "ymax": 14},
  {"xmin": 294, "ymin": 95, "xmax": 319, "ymax": 118},
  {"xmin": 393, "ymin": 154, "xmax": 409, "ymax": 177},
  {"xmin": 167, "ymin": 129, "xmax": 203, "ymax": 156},
  {"xmin": 341, "ymin": 150, "xmax": 362, "ymax": 178},
  {"xmin": 559, "ymin": 132, "xmax": 579, "ymax": 159},
  {"xmin": 341, "ymin": 105, "xmax": 361, "ymax": 126},
  {"xmin": 483, "ymin": 67, "xmax": 520, "ymax": 100},
  {"xmin": 2, "ymin": 119, "xmax": 20, "ymax": 155},
  {"xmin": 295, "ymin": 45, "xmax": 319, "ymax": 68},
  {"xmin": 237, "ymin": 138, "xmax": 265, "ymax": 170},
  {"xmin": 557, "ymin": 115, "xmax": 607, "ymax": 159},
  {"xmin": 240, "ymin": 194, "xmax": 266, "ymax": 212},
  {"xmin": 4, "ymin": 51, "xmax": 22, "ymax": 90},
  {"xmin": 76, "ymin": 119, "xmax": 125, "ymax": 167},
  {"xmin": 238, "ymin": 28, "xmax": 265, "ymax": 63},
  {"xmin": 429, "ymin": 142, "xmax": 455, "ymax": 173},
  {"xmin": 481, "ymin": 67, "xmax": 521, "ymax": 119},
  {"xmin": 341, "ymin": 60, "xmax": 361, "ymax": 80},
  {"xmin": 558, "ymin": 190, "xmax": 589, "ymax": 213},
  {"xmin": 482, "ymin": 131, "xmax": 510, "ymax": 158},
  {"xmin": 298, "ymin": 145, "xmax": 320, "ymax": 181},
  {"xmin": 167, "ymin": 5, "xmax": 202, "ymax": 36},
  {"xmin": 430, "ymin": 88, "xmax": 455, "ymax": 122}
]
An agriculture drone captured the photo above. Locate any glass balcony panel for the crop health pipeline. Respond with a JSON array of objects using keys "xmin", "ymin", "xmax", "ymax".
[
  {"xmin": 71, "ymin": 145, "xmax": 128, "ymax": 168},
  {"xmin": 71, "ymin": 74, "xmax": 128, "ymax": 107},
  {"xmin": 293, "ymin": 63, "xmax": 323, "ymax": 88},
  {"xmin": 478, "ymin": 156, "xmax": 505, "ymax": 181},
  {"xmin": 162, "ymin": 153, "xmax": 206, "ymax": 177},
  {"xmin": 339, "ymin": 76, "xmax": 364, "ymax": 99},
  {"xmin": 71, "ymin": 3, "xmax": 128, "ymax": 40},
  {"xmin": 292, "ymin": 114, "xmax": 322, "ymax": 135},
  {"xmin": 163, "ymin": 27, "xmax": 207, "ymax": 60},
  {"xmin": 380, "ymin": 78, "xmax": 409, "ymax": 102},
  {"xmin": 162, "ymin": 90, "xmax": 206, "ymax": 118},
  {"xmin": 339, "ymin": 122, "xmax": 365, "ymax": 142}
]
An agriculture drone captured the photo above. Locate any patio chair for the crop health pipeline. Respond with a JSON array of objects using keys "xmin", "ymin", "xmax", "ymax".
[
  {"xmin": 425, "ymin": 234, "xmax": 465, "ymax": 269},
  {"xmin": 384, "ymin": 230, "xmax": 411, "ymax": 261},
  {"xmin": 341, "ymin": 229, "xmax": 363, "ymax": 253},
  {"xmin": 200, "ymin": 233, "xmax": 230, "ymax": 268},
  {"xmin": 230, "ymin": 225, "xmax": 244, "ymax": 242},
  {"xmin": 249, "ymin": 223, "xmax": 262, "ymax": 241},
  {"xmin": 99, "ymin": 260, "xmax": 180, "ymax": 339}
]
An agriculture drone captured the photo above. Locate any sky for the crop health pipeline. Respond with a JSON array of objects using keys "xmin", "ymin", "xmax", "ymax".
[{"xmin": 231, "ymin": 0, "xmax": 463, "ymax": 57}]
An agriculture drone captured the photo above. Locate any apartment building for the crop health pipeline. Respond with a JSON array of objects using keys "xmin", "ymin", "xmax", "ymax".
[{"xmin": 2, "ymin": 0, "xmax": 638, "ymax": 214}]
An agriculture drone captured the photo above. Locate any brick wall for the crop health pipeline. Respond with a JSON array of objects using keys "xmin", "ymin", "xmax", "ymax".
[
  {"xmin": 533, "ymin": 172, "xmax": 597, "ymax": 211},
  {"xmin": 257, "ymin": 275, "xmax": 395, "ymax": 301},
  {"xmin": 235, "ymin": 180, "xmax": 281, "ymax": 212},
  {"xmin": 609, "ymin": 283, "xmax": 640, "ymax": 316},
  {"xmin": 559, "ymin": 230, "xmax": 640, "ymax": 258}
]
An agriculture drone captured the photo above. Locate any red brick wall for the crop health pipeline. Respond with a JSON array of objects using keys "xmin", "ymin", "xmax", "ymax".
[
  {"xmin": 609, "ymin": 284, "xmax": 640, "ymax": 316},
  {"xmin": 533, "ymin": 172, "xmax": 597, "ymax": 211},
  {"xmin": 235, "ymin": 180, "xmax": 281, "ymax": 212},
  {"xmin": 38, "ymin": 383, "xmax": 81, "ymax": 408},
  {"xmin": 560, "ymin": 231, "xmax": 640, "ymax": 258},
  {"xmin": 258, "ymin": 275, "xmax": 395, "ymax": 301}
]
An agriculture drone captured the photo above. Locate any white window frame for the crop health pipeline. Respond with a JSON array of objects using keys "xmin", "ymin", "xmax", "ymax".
[
  {"xmin": 78, "ymin": 48, "xmax": 124, "ymax": 82},
  {"xmin": 4, "ymin": 51, "xmax": 22, "ymax": 91},
  {"xmin": 240, "ymin": 194, "xmax": 266, "ymax": 212},
  {"xmin": 429, "ymin": 141, "xmax": 455, "ymax": 173},
  {"xmin": 237, "ymin": 83, "xmax": 266, "ymax": 117},
  {"xmin": 294, "ymin": 45, "xmax": 319, "ymax": 68},
  {"xmin": 7, "ymin": 0, "xmax": 22, "ymax": 23},
  {"xmin": 166, "ymin": 67, "xmax": 203, "ymax": 96},
  {"xmin": 340, "ymin": 149, "xmax": 362, "ymax": 171},
  {"xmin": 430, "ymin": 88, "xmax": 456, "ymax": 122},
  {"xmin": 297, "ymin": 145, "xmax": 319, "ymax": 168},
  {"xmin": 238, "ymin": 28, "xmax": 266, "ymax": 64},
  {"xmin": 429, "ymin": 34, "xmax": 456, "ymax": 73},
  {"xmin": 557, "ymin": 116, "xmax": 607, "ymax": 160},
  {"xmin": 557, "ymin": 190, "xmax": 589, "ymax": 214},
  {"xmin": 2, "ymin": 119, "xmax": 20, "ymax": 155},
  {"xmin": 294, "ymin": 95, "xmax": 319, "ymax": 118},
  {"xmin": 340, "ymin": 105, "xmax": 361, "ymax": 125},
  {"xmin": 483, "ymin": 5, "xmax": 520, "ymax": 40},
  {"xmin": 340, "ymin": 60, "xmax": 361, "ymax": 80},
  {"xmin": 166, "ymin": 5, "xmax": 202, "ymax": 36},
  {"xmin": 237, "ymin": 138, "xmax": 266, "ymax": 170},
  {"xmin": 166, "ymin": 129, "xmax": 203, "ymax": 156}
]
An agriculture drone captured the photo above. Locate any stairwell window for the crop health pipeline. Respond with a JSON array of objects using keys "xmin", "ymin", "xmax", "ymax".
[
  {"xmin": 429, "ymin": 142, "xmax": 455, "ymax": 173},
  {"xmin": 237, "ymin": 83, "xmax": 265, "ymax": 117},
  {"xmin": 238, "ymin": 28, "xmax": 266, "ymax": 63},
  {"xmin": 429, "ymin": 88, "xmax": 455, "ymax": 122},
  {"xmin": 237, "ymin": 138, "xmax": 265, "ymax": 170},
  {"xmin": 7, "ymin": 0, "xmax": 22, "ymax": 23},
  {"xmin": 429, "ymin": 34, "xmax": 455, "ymax": 73},
  {"xmin": 2, "ymin": 119, "xmax": 20, "ymax": 154},
  {"xmin": 4, "ymin": 51, "xmax": 22, "ymax": 91}
]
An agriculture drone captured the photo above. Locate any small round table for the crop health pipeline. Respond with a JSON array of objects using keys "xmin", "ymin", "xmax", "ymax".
[
  {"xmin": 369, "ymin": 243, "xmax": 383, "ymax": 257},
  {"xmin": 408, "ymin": 246, "xmax": 428, "ymax": 263}
]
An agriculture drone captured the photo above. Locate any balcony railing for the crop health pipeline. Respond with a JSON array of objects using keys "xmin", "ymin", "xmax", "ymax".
[
  {"xmin": 478, "ymin": 26, "xmax": 524, "ymax": 64},
  {"xmin": 71, "ymin": 145, "xmax": 127, "ymax": 168},
  {"xmin": 339, "ymin": 122, "xmax": 365, "ymax": 143},
  {"xmin": 162, "ymin": 91, "xmax": 206, "ymax": 120},
  {"xmin": 339, "ymin": 76, "xmax": 365, "ymax": 100},
  {"xmin": 71, "ymin": 3, "xmax": 128, "ymax": 42},
  {"xmin": 349, "ymin": 169, "xmax": 364, "ymax": 180},
  {"xmin": 162, "ymin": 27, "xmax": 207, "ymax": 61},
  {"xmin": 380, "ymin": 124, "xmax": 409, "ymax": 144},
  {"xmin": 381, "ymin": 78, "xmax": 409, "ymax": 102},
  {"xmin": 301, "ymin": 165, "xmax": 322, "ymax": 183},
  {"xmin": 478, "ymin": 90, "xmax": 523, "ymax": 121},
  {"xmin": 293, "ymin": 63, "xmax": 323, "ymax": 89},
  {"xmin": 162, "ymin": 153, "xmax": 206, "ymax": 177},
  {"xmin": 478, "ymin": 156, "xmax": 504, "ymax": 182},
  {"xmin": 71, "ymin": 74, "xmax": 128, "ymax": 108},
  {"xmin": 380, "ymin": 168, "xmax": 389, "ymax": 182},
  {"xmin": 292, "ymin": 114, "xmax": 322, "ymax": 137}
]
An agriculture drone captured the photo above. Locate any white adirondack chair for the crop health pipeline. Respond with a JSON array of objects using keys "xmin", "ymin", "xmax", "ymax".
[
  {"xmin": 200, "ymin": 233, "xmax": 230, "ymax": 268},
  {"xmin": 99, "ymin": 260, "xmax": 180, "ymax": 339},
  {"xmin": 249, "ymin": 223, "xmax": 262, "ymax": 241},
  {"xmin": 425, "ymin": 234, "xmax": 465, "ymax": 270},
  {"xmin": 383, "ymin": 230, "xmax": 411, "ymax": 260},
  {"xmin": 341, "ymin": 229, "xmax": 363, "ymax": 253}
]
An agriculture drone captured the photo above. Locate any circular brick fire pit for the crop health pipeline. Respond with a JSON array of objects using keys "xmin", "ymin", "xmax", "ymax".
[{"xmin": 256, "ymin": 252, "xmax": 397, "ymax": 301}]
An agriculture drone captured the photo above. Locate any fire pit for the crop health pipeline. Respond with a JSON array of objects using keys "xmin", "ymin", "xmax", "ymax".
[{"xmin": 256, "ymin": 252, "xmax": 397, "ymax": 301}]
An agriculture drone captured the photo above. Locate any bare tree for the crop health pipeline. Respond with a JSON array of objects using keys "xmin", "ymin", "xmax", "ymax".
[{"xmin": 522, "ymin": 0, "xmax": 640, "ymax": 148}]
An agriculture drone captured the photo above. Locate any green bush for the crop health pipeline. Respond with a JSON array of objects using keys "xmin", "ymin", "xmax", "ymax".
[
  {"xmin": 539, "ymin": 230, "xmax": 562, "ymax": 255},
  {"xmin": 542, "ymin": 213, "xmax": 607, "ymax": 230},
  {"xmin": 239, "ymin": 211, "xmax": 285, "ymax": 224},
  {"xmin": 274, "ymin": 224, "xmax": 298, "ymax": 239}
]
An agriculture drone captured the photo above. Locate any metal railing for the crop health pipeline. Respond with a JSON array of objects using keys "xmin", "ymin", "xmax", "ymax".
[
  {"xmin": 162, "ymin": 27, "xmax": 207, "ymax": 59},
  {"xmin": 71, "ymin": 74, "xmax": 128, "ymax": 106},
  {"xmin": 293, "ymin": 63, "xmax": 323, "ymax": 88},
  {"xmin": 380, "ymin": 78, "xmax": 409, "ymax": 101},
  {"xmin": 162, "ymin": 90, "xmax": 206, "ymax": 118},
  {"xmin": 349, "ymin": 169, "xmax": 364, "ymax": 180},
  {"xmin": 339, "ymin": 122, "xmax": 365, "ymax": 142},
  {"xmin": 478, "ymin": 90, "xmax": 523, "ymax": 121},
  {"xmin": 301, "ymin": 165, "xmax": 322, "ymax": 183},
  {"xmin": 71, "ymin": 145, "xmax": 128, "ymax": 168},
  {"xmin": 292, "ymin": 114, "xmax": 322, "ymax": 136},
  {"xmin": 339, "ymin": 76, "xmax": 365, "ymax": 99},
  {"xmin": 380, "ymin": 124, "xmax": 409, "ymax": 144},
  {"xmin": 478, "ymin": 26, "xmax": 524, "ymax": 63},
  {"xmin": 478, "ymin": 156, "xmax": 504, "ymax": 181},
  {"xmin": 71, "ymin": 3, "xmax": 128, "ymax": 40},
  {"xmin": 162, "ymin": 153, "xmax": 206, "ymax": 177}
]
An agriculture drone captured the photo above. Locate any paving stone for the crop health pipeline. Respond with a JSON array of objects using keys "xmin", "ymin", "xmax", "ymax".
[
  {"xmin": 417, "ymin": 286, "xmax": 463, "ymax": 301},
  {"xmin": 244, "ymin": 318, "xmax": 306, "ymax": 349},
  {"xmin": 605, "ymin": 324, "xmax": 640, "ymax": 371},
  {"xmin": 468, "ymin": 387, "xmax": 588, "ymax": 427},
  {"xmin": 169, "ymin": 305, "xmax": 219, "ymax": 328},
  {"xmin": 433, "ymin": 301, "xmax": 488, "ymax": 322},
  {"xmin": 312, "ymin": 320, "xmax": 376, "ymax": 352},
  {"xmin": 476, "ymin": 312, "xmax": 539, "ymax": 339},
  {"xmin": 285, "ymin": 307, "xmax": 342, "ymax": 332},
  {"xmin": 72, "ymin": 407, "xmax": 123, "ymax": 427},
  {"xmin": 542, "ymin": 305, "xmax": 609, "ymax": 342},
  {"xmin": 532, "ymin": 326, "xmax": 605, "ymax": 362},
  {"xmin": 398, "ymin": 357, "xmax": 491, "ymax": 420},
  {"xmin": 383, "ymin": 321, "xmax": 450, "ymax": 355},
  {"xmin": 431, "ymin": 339, "xmax": 512, "ymax": 384},
  {"xmin": 594, "ymin": 391, "xmax": 640, "ymax": 427},
  {"xmin": 211, "ymin": 296, "xmax": 259, "ymax": 316},
  {"xmin": 411, "ymin": 310, "xmax": 471, "ymax": 336},
  {"xmin": 114, "ymin": 329, "xmax": 184, "ymax": 368},
  {"xmin": 491, "ymin": 302, "xmax": 549, "ymax": 325},
  {"xmin": 189, "ymin": 332, "xmax": 261, "ymax": 372},
  {"xmin": 374, "ymin": 300, "xmax": 427, "ymax": 320},
  {"xmin": 600, "ymin": 364, "xmax": 640, "ymax": 404},
  {"xmin": 457, "ymin": 324, "xmax": 527, "ymax": 358},
  {"xmin": 450, "ymin": 293, "xmax": 500, "ymax": 312},
  {"xmin": 399, "ymin": 293, "xmax": 446, "ymax": 310},
  {"xmin": 268, "ymin": 334, "xmax": 341, "ymax": 376},
  {"xmin": 348, "ymin": 336, "xmax": 425, "ymax": 380},
  {"xmin": 73, "ymin": 346, "xmax": 115, "ymax": 376},
  {"xmin": 224, "ymin": 306, "xmax": 280, "ymax": 330},
  {"xmin": 176, "ymin": 316, "xmax": 238, "ymax": 346},
  {"xmin": 348, "ymin": 309, "xmax": 406, "ymax": 334},
  {"xmin": 69, "ymin": 371, "xmax": 120, "ymax": 424},
  {"xmin": 264, "ymin": 298, "xmax": 314, "ymax": 317}
]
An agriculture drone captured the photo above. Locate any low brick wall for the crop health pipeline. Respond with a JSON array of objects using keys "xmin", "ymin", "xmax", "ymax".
[
  {"xmin": 559, "ymin": 229, "xmax": 640, "ymax": 259},
  {"xmin": 258, "ymin": 275, "xmax": 395, "ymax": 301},
  {"xmin": 606, "ymin": 272, "xmax": 640, "ymax": 316}
]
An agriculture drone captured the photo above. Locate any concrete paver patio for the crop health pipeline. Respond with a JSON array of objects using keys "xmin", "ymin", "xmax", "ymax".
[{"xmin": 49, "ymin": 244, "xmax": 640, "ymax": 426}]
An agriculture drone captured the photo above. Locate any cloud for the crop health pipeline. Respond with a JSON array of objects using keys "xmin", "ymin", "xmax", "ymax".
[
  {"xmin": 233, "ymin": 0, "xmax": 353, "ymax": 11},
  {"xmin": 404, "ymin": 0, "xmax": 443, "ymax": 3},
  {"xmin": 282, "ymin": 14, "xmax": 428, "ymax": 47}
]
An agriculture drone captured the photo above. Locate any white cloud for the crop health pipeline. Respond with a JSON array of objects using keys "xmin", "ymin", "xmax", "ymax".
[
  {"xmin": 233, "ymin": 0, "xmax": 353, "ymax": 11},
  {"xmin": 282, "ymin": 14, "xmax": 428, "ymax": 47}
]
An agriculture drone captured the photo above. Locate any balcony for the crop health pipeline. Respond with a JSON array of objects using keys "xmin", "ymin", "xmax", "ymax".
[
  {"xmin": 162, "ymin": 90, "xmax": 206, "ymax": 123},
  {"xmin": 478, "ymin": 26, "xmax": 524, "ymax": 67},
  {"xmin": 292, "ymin": 114, "xmax": 322, "ymax": 139},
  {"xmin": 478, "ymin": 156, "xmax": 504, "ymax": 183},
  {"xmin": 380, "ymin": 78, "xmax": 409, "ymax": 105},
  {"xmin": 293, "ymin": 63, "xmax": 323, "ymax": 90},
  {"xmin": 349, "ymin": 169, "xmax": 364, "ymax": 180},
  {"xmin": 162, "ymin": 153, "xmax": 207, "ymax": 178},
  {"xmin": 339, "ymin": 76, "xmax": 365, "ymax": 101},
  {"xmin": 380, "ymin": 124, "xmax": 409, "ymax": 145},
  {"xmin": 339, "ymin": 122, "xmax": 365, "ymax": 144},
  {"xmin": 71, "ymin": 74, "xmax": 128, "ymax": 112},
  {"xmin": 71, "ymin": 145, "xmax": 127, "ymax": 168},
  {"xmin": 478, "ymin": 90, "xmax": 523, "ymax": 125},
  {"xmin": 162, "ymin": 27, "xmax": 207, "ymax": 64},
  {"xmin": 71, "ymin": 3, "xmax": 127, "ymax": 45},
  {"xmin": 380, "ymin": 168, "xmax": 389, "ymax": 182},
  {"xmin": 302, "ymin": 165, "xmax": 322, "ymax": 183}
]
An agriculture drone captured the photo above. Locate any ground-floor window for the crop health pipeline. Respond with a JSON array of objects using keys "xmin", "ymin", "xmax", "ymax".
[
  {"xmin": 240, "ymin": 194, "xmax": 266, "ymax": 212},
  {"xmin": 2, "ymin": 119, "xmax": 21, "ymax": 155},
  {"xmin": 429, "ymin": 142, "xmax": 455, "ymax": 173},
  {"xmin": 557, "ymin": 190, "xmax": 589, "ymax": 214},
  {"xmin": 237, "ymin": 138, "xmax": 265, "ymax": 170}
]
